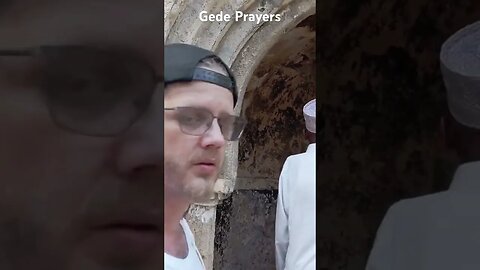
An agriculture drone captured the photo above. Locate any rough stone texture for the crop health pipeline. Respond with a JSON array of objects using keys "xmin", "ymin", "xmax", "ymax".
[
  {"xmin": 166, "ymin": 1, "xmax": 480, "ymax": 270},
  {"xmin": 164, "ymin": 1, "xmax": 315, "ymax": 269},
  {"xmin": 313, "ymin": 1, "xmax": 480, "ymax": 269},
  {"xmin": 185, "ymin": 205, "xmax": 217, "ymax": 270},
  {"xmin": 215, "ymin": 190, "xmax": 278, "ymax": 270},
  {"xmin": 214, "ymin": 14, "xmax": 316, "ymax": 270},
  {"xmin": 237, "ymin": 14, "xmax": 316, "ymax": 190}
]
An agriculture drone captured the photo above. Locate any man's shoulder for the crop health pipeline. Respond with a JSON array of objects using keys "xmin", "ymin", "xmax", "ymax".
[
  {"xmin": 283, "ymin": 144, "xmax": 316, "ymax": 164},
  {"xmin": 285, "ymin": 152, "xmax": 307, "ymax": 160},
  {"xmin": 391, "ymin": 191, "xmax": 448, "ymax": 209},
  {"xmin": 385, "ymin": 191, "xmax": 450, "ymax": 221},
  {"xmin": 285, "ymin": 151, "xmax": 313, "ymax": 163}
]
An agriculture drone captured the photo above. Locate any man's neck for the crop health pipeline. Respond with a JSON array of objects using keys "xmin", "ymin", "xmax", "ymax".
[
  {"xmin": 164, "ymin": 195, "xmax": 191, "ymax": 234},
  {"xmin": 164, "ymin": 194, "xmax": 192, "ymax": 258}
]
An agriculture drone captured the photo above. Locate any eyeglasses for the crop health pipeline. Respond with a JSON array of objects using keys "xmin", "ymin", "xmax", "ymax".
[
  {"xmin": 164, "ymin": 107, "xmax": 247, "ymax": 141},
  {"xmin": 0, "ymin": 45, "xmax": 162, "ymax": 137}
]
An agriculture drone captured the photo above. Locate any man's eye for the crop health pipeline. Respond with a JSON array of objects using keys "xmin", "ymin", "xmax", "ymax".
[{"xmin": 179, "ymin": 114, "xmax": 202, "ymax": 125}]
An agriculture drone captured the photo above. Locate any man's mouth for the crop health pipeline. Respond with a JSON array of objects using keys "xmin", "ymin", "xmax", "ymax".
[
  {"xmin": 93, "ymin": 212, "xmax": 161, "ymax": 231},
  {"xmin": 82, "ymin": 213, "xmax": 162, "ymax": 263},
  {"xmin": 193, "ymin": 162, "xmax": 217, "ymax": 174},
  {"xmin": 92, "ymin": 218, "xmax": 162, "ymax": 241},
  {"xmin": 96, "ymin": 223, "xmax": 159, "ymax": 233},
  {"xmin": 196, "ymin": 162, "xmax": 215, "ymax": 166},
  {"xmin": 91, "ymin": 223, "xmax": 161, "ymax": 249},
  {"xmin": 98, "ymin": 222, "xmax": 158, "ymax": 230}
]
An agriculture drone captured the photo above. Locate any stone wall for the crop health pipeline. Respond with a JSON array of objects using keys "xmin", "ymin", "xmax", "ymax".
[
  {"xmin": 165, "ymin": 1, "xmax": 316, "ymax": 269},
  {"xmin": 165, "ymin": 0, "xmax": 480, "ymax": 269},
  {"xmin": 238, "ymin": 14, "xmax": 316, "ymax": 190},
  {"xmin": 215, "ymin": 190, "xmax": 278, "ymax": 269},
  {"xmin": 215, "ymin": 15, "xmax": 316, "ymax": 270}
]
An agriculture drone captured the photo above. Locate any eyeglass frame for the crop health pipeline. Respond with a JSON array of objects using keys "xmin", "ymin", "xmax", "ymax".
[
  {"xmin": 164, "ymin": 106, "xmax": 247, "ymax": 141},
  {"xmin": 0, "ymin": 45, "xmax": 163, "ymax": 137}
]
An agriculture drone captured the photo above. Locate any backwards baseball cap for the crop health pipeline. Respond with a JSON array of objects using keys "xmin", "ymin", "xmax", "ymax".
[
  {"xmin": 165, "ymin": 43, "xmax": 238, "ymax": 105},
  {"xmin": 440, "ymin": 20, "xmax": 480, "ymax": 129}
]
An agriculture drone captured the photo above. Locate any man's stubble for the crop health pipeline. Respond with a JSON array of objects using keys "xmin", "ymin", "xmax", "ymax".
[{"xmin": 164, "ymin": 158, "xmax": 216, "ymax": 203}]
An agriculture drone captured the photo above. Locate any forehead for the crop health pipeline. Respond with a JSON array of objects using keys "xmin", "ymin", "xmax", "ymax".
[
  {"xmin": 165, "ymin": 81, "xmax": 234, "ymax": 111},
  {"xmin": 0, "ymin": 0, "xmax": 163, "ymax": 72}
]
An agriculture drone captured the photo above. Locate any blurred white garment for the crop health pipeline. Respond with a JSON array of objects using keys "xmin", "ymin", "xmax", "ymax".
[{"xmin": 366, "ymin": 161, "xmax": 480, "ymax": 270}]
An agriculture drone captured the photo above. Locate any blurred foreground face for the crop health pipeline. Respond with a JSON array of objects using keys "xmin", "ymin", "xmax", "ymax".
[{"xmin": 0, "ymin": 1, "xmax": 163, "ymax": 269}]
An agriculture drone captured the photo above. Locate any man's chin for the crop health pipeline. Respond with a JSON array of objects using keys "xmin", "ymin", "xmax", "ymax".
[
  {"xmin": 189, "ymin": 187, "xmax": 215, "ymax": 203},
  {"xmin": 191, "ymin": 191, "xmax": 215, "ymax": 204},
  {"xmin": 185, "ymin": 177, "xmax": 216, "ymax": 203}
]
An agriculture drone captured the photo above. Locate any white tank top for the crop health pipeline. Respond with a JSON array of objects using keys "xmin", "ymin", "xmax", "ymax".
[{"xmin": 164, "ymin": 218, "xmax": 205, "ymax": 270}]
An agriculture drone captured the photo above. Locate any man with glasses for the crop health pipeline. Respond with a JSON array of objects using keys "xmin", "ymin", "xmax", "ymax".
[
  {"xmin": 366, "ymin": 21, "xmax": 480, "ymax": 270},
  {"xmin": 0, "ymin": 1, "xmax": 163, "ymax": 269},
  {"xmin": 164, "ymin": 43, "xmax": 246, "ymax": 269}
]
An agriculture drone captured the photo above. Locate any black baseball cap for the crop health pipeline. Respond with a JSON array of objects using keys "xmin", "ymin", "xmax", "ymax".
[{"xmin": 165, "ymin": 43, "xmax": 238, "ymax": 105}]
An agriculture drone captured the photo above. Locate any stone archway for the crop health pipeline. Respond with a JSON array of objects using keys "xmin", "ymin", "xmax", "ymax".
[
  {"xmin": 165, "ymin": 1, "xmax": 315, "ymax": 269},
  {"xmin": 215, "ymin": 14, "xmax": 316, "ymax": 269}
]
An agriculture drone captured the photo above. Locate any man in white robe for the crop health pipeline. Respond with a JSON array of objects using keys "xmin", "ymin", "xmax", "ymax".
[
  {"xmin": 366, "ymin": 21, "xmax": 480, "ymax": 270},
  {"xmin": 275, "ymin": 99, "xmax": 317, "ymax": 270}
]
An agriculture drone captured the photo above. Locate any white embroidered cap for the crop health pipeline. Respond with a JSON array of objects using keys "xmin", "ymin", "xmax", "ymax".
[
  {"xmin": 303, "ymin": 99, "xmax": 316, "ymax": 133},
  {"xmin": 440, "ymin": 20, "xmax": 480, "ymax": 129}
]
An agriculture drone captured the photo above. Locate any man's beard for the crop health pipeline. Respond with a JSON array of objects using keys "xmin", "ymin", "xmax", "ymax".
[
  {"xmin": 164, "ymin": 160, "xmax": 217, "ymax": 202},
  {"xmin": 0, "ymin": 216, "xmax": 161, "ymax": 270},
  {"xmin": 183, "ymin": 175, "xmax": 216, "ymax": 202}
]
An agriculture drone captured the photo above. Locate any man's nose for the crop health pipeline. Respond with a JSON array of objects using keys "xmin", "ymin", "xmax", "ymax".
[
  {"xmin": 200, "ymin": 119, "xmax": 226, "ymax": 148},
  {"xmin": 114, "ymin": 87, "xmax": 163, "ymax": 176}
]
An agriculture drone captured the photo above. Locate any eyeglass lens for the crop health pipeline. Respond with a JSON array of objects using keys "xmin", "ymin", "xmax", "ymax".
[
  {"xmin": 171, "ymin": 107, "xmax": 246, "ymax": 141},
  {"xmin": 38, "ymin": 46, "xmax": 158, "ymax": 136}
]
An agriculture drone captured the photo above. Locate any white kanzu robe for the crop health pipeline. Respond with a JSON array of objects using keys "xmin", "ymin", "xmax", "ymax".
[
  {"xmin": 275, "ymin": 143, "xmax": 316, "ymax": 270},
  {"xmin": 366, "ymin": 161, "xmax": 480, "ymax": 270}
]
